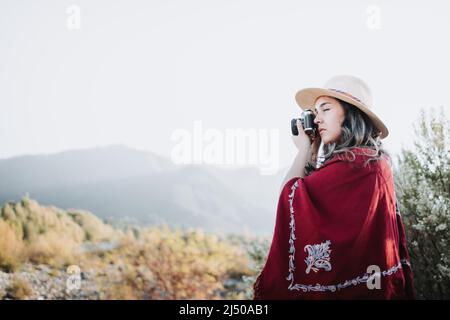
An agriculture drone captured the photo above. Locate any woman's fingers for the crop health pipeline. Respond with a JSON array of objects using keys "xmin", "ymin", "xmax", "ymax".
[{"xmin": 296, "ymin": 119, "xmax": 304, "ymax": 132}]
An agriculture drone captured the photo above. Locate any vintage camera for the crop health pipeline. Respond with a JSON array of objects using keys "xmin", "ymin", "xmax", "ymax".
[{"xmin": 291, "ymin": 109, "xmax": 317, "ymax": 136}]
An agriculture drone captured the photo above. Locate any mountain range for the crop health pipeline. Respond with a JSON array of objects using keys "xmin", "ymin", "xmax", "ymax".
[{"xmin": 0, "ymin": 145, "xmax": 287, "ymax": 235}]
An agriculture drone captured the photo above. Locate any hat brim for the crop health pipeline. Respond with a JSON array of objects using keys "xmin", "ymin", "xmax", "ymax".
[{"xmin": 295, "ymin": 87, "xmax": 389, "ymax": 139}]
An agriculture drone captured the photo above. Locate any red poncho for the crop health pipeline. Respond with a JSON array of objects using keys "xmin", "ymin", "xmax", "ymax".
[{"xmin": 253, "ymin": 147, "xmax": 415, "ymax": 299}]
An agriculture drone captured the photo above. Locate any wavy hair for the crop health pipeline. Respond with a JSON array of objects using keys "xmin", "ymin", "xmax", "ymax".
[{"xmin": 304, "ymin": 98, "xmax": 392, "ymax": 176}]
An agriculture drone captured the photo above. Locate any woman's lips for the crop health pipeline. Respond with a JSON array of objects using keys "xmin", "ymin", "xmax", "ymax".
[{"xmin": 319, "ymin": 129, "xmax": 326, "ymax": 135}]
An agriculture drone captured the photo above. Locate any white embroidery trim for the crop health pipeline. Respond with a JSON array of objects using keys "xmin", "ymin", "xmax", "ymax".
[{"xmin": 285, "ymin": 179, "xmax": 411, "ymax": 293}]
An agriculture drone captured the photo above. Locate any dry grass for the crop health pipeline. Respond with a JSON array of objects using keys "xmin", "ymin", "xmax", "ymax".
[
  {"xmin": 7, "ymin": 275, "xmax": 35, "ymax": 299},
  {"xmin": 25, "ymin": 231, "xmax": 81, "ymax": 267},
  {"xmin": 0, "ymin": 220, "xmax": 25, "ymax": 272}
]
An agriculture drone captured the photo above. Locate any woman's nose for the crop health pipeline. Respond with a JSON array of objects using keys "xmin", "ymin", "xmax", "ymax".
[{"xmin": 314, "ymin": 115, "xmax": 322, "ymax": 124}]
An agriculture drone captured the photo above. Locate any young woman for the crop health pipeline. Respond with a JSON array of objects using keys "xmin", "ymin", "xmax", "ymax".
[{"xmin": 253, "ymin": 75, "xmax": 415, "ymax": 299}]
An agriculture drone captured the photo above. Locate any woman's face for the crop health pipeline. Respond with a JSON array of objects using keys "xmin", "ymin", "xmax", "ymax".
[{"xmin": 313, "ymin": 96, "xmax": 346, "ymax": 144}]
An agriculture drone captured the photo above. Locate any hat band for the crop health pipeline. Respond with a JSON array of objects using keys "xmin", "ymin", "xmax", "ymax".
[{"xmin": 328, "ymin": 88, "xmax": 366, "ymax": 106}]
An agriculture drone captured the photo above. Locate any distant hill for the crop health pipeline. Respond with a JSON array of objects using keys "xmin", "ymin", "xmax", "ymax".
[{"xmin": 0, "ymin": 145, "xmax": 286, "ymax": 235}]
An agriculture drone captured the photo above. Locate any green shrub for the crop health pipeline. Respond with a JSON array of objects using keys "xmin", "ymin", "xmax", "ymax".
[{"xmin": 395, "ymin": 106, "xmax": 450, "ymax": 299}]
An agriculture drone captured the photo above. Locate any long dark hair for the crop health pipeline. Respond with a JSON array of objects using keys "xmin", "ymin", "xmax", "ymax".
[{"xmin": 305, "ymin": 98, "xmax": 392, "ymax": 176}]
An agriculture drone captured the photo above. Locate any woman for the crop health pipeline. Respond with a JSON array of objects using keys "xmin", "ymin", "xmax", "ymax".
[{"xmin": 253, "ymin": 75, "xmax": 415, "ymax": 299}]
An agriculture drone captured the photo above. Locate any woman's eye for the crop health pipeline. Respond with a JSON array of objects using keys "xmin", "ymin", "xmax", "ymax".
[{"xmin": 324, "ymin": 109, "xmax": 330, "ymax": 111}]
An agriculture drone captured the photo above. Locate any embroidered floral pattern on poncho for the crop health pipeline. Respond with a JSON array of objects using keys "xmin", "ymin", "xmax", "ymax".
[{"xmin": 304, "ymin": 240, "xmax": 332, "ymax": 274}]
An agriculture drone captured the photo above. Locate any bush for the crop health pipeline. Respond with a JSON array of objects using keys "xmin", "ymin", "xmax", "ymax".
[
  {"xmin": 0, "ymin": 197, "xmax": 121, "ymax": 270},
  {"xmin": 395, "ymin": 106, "xmax": 450, "ymax": 299},
  {"xmin": 25, "ymin": 231, "xmax": 80, "ymax": 266},
  {"xmin": 67, "ymin": 210, "xmax": 118, "ymax": 242},
  {"xmin": 242, "ymin": 236, "xmax": 271, "ymax": 299},
  {"xmin": 96, "ymin": 226, "xmax": 251, "ymax": 299},
  {"xmin": 0, "ymin": 199, "xmax": 256, "ymax": 299}
]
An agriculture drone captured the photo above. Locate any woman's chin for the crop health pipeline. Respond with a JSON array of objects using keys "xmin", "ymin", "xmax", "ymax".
[{"xmin": 321, "ymin": 135, "xmax": 339, "ymax": 145}]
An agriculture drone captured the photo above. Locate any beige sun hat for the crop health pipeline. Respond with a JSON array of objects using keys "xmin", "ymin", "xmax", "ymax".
[{"xmin": 295, "ymin": 75, "xmax": 389, "ymax": 139}]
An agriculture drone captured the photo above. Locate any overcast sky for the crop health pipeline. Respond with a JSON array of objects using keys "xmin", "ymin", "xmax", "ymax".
[{"xmin": 1, "ymin": 0, "xmax": 449, "ymax": 174}]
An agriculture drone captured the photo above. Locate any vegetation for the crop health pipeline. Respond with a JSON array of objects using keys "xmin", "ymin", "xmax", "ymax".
[
  {"xmin": 394, "ymin": 106, "xmax": 450, "ymax": 299},
  {"xmin": 0, "ymin": 197, "xmax": 257, "ymax": 299}
]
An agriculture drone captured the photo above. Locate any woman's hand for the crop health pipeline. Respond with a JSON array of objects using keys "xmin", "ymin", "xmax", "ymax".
[
  {"xmin": 292, "ymin": 119, "xmax": 317, "ymax": 151},
  {"xmin": 281, "ymin": 120, "xmax": 318, "ymax": 191}
]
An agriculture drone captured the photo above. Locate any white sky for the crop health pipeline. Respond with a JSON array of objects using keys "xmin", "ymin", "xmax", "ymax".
[{"xmin": 1, "ymin": 0, "xmax": 449, "ymax": 173}]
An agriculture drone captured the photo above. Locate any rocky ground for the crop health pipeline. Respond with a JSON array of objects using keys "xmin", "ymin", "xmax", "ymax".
[
  {"xmin": 0, "ymin": 263, "xmax": 102, "ymax": 300},
  {"xmin": 0, "ymin": 262, "xmax": 250, "ymax": 300}
]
